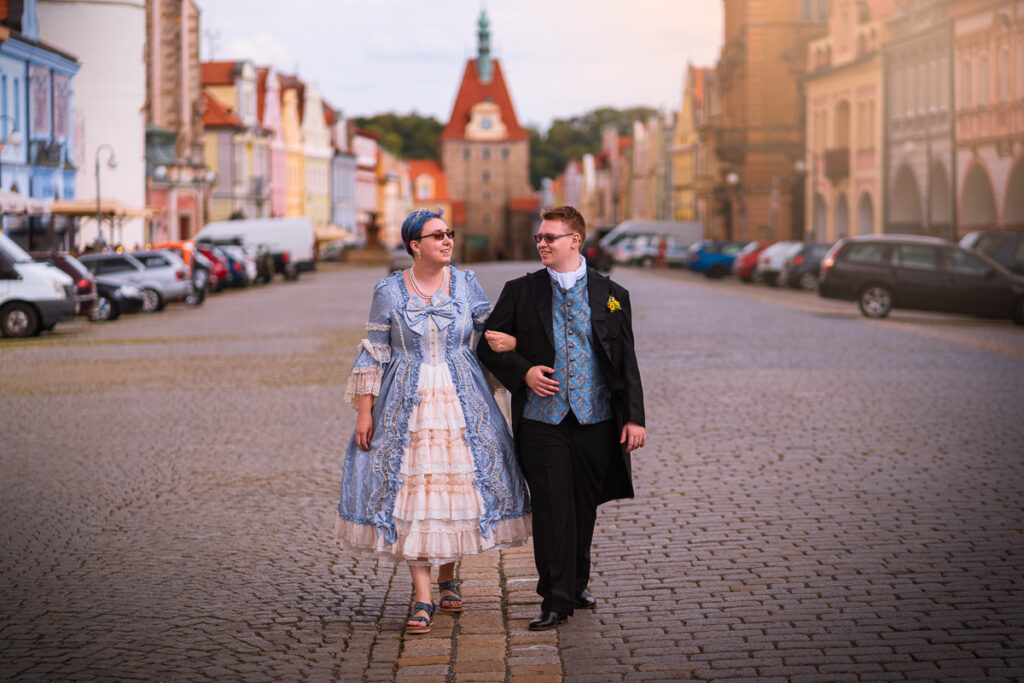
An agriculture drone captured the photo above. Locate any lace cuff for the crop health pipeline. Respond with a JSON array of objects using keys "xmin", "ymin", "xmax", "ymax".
[{"xmin": 345, "ymin": 367, "xmax": 383, "ymax": 411}]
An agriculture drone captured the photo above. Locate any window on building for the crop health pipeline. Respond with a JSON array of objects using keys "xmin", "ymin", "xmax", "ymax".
[
  {"xmin": 961, "ymin": 56, "xmax": 972, "ymax": 109},
  {"xmin": 941, "ymin": 56, "xmax": 949, "ymax": 109},
  {"xmin": 482, "ymin": 148, "xmax": 491, "ymax": 160},
  {"xmin": 868, "ymin": 100, "xmax": 875, "ymax": 147},
  {"xmin": 1019, "ymin": 41, "xmax": 1024, "ymax": 100},
  {"xmin": 502, "ymin": 149, "xmax": 509, "ymax": 160},
  {"xmin": 483, "ymin": 170, "xmax": 490, "ymax": 183},
  {"xmin": 1000, "ymin": 46, "xmax": 1010, "ymax": 102},
  {"xmin": 979, "ymin": 53, "xmax": 989, "ymax": 106},
  {"xmin": 908, "ymin": 66, "xmax": 916, "ymax": 115},
  {"xmin": 931, "ymin": 59, "xmax": 939, "ymax": 110},
  {"xmin": 482, "ymin": 214, "xmax": 490, "ymax": 226},
  {"xmin": 462, "ymin": 148, "xmax": 469, "ymax": 160},
  {"xmin": 800, "ymin": 0, "xmax": 810, "ymax": 21},
  {"xmin": 483, "ymin": 191, "xmax": 490, "ymax": 202}
]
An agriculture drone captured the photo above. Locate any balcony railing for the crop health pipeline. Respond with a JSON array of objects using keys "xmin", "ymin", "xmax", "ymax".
[{"xmin": 824, "ymin": 148, "xmax": 849, "ymax": 179}]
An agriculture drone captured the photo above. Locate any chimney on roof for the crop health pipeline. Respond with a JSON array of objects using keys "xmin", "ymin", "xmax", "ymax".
[{"xmin": 477, "ymin": 9, "xmax": 493, "ymax": 84}]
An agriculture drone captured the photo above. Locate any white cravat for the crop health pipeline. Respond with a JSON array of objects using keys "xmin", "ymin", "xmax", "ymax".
[{"xmin": 547, "ymin": 255, "xmax": 587, "ymax": 291}]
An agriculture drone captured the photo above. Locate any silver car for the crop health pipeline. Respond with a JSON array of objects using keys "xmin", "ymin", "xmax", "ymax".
[{"xmin": 79, "ymin": 251, "xmax": 192, "ymax": 312}]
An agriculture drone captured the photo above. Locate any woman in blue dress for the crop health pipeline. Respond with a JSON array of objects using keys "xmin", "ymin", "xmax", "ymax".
[{"xmin": 336, "ymin": 208, "xmax": 531, "ymax": 635}]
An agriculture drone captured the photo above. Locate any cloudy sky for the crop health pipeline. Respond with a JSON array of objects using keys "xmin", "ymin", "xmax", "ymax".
[{"xmin": 197, "ymin": 0, "xmax": 723, "ymax": 130}]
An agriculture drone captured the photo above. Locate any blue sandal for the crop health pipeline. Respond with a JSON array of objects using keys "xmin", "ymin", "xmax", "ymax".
[
  {"xmin": 438, "ymin": 579, "xmax": 463, "ymax": 612},
  {"xmin": 406, "ymin": 601, "xmax": 435, "ymax": 635}
]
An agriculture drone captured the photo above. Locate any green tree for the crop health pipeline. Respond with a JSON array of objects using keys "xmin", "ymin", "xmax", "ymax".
[
  {"xmin": 527, "ymin": 106, "xmax": 659, "ymax": 189},
  {"xmin": 353, "ymin": 112, "xmax": 443, "ymax": 159}
]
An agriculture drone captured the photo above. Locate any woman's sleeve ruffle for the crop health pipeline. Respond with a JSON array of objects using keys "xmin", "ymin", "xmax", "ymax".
[{"xmin": 344, "ymin": 366, "xmax": 383, "ymax": 411}]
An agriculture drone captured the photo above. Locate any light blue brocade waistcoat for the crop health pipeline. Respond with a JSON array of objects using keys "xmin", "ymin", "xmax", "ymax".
[{"xmin": 522, "ymin": 274, "xmax": 613, "ymax": 425}]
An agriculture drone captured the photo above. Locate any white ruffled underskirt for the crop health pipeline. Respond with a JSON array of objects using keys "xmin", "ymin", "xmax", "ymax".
[{"xmin": 337, "ymin": 363, "xmax": 530, "ymax": 566}]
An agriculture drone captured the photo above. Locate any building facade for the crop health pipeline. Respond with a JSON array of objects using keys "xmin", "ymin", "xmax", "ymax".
[
  {"xmin": 351, "ymin": 126, "xmax": 378, "ymax": 245},
  {"xmin": 712, "ymin": 0, "xmax": 827, "ymax": 242},
  {"xmin": 257, "ymin": 67, "xmax": 286, "ymax": 218},
  {"xmin": 950, "ymin": 0, "xmax": 1024, "ymax": 233},
  {"xmin": 805, "ymin": 0, "xmax": 895, "ymax": 242},
  {"xmin": 0, "ymin": 0, "xmax": 80, "ymax": 248},
  {"xmin": 145, "ymin": 0, "xmax": 211, "ymax": 242},
  {"xmin": 671, "ymin": 66, "xmax": 712, "ymax": 223},
  {"xmin": 301, "ymin": 80, "xmax": 331, "ymax": 230},
  {"xmin": 326, "ymin": 104, "xmax": 356, "ymax": 235},
  {"xmin": 201, "ymin": 60, "xmax": 270, "ymax": 221},
  {"xmin": 38, "ymin": 0, "xmax": 147, "ymax": 249},
  {"xmin": 439, "ymin": 11, "xmax": 533, "ymax": 261},
  {"xmin": 882, "ymin": 0, "xmax": 956, "ymax": 238}
]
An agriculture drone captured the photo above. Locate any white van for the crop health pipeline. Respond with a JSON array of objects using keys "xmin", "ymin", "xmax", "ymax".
[
  {"xmin": 195, "ymin": 217, "xmax": 316, "ymax": 278},
  {"xmin": 0, "ymin": 232, "xmax": 76, "ymax": 337}
]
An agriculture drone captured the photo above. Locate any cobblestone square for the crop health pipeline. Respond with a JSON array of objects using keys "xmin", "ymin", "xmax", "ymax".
[{"xmin": 2, "ymin": 263, "xmax": 1023, "ymax": 681}]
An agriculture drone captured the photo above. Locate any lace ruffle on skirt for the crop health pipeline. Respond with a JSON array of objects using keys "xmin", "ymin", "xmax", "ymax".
[{"xmin": 336, "ymin": 362, "xmax": 530, "ymax": 566}]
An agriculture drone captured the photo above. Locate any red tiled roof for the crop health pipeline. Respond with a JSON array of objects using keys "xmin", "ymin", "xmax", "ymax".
[
  {"xmin": 323, "ymin": 101, "xmax": 337, "ymax": 127},
  {"xmin": 408, "ymin": 160, "xmax": 449, "ymax": 200},
  {"xmin": 202, "ymin": 90, "xmax": 243, "ymax": 128},
  {"xmin": 508, "ymin": 196, "xmax": 540, "ymax": 211},
  {"xmin": 201, "ymin": 61, "xmax": 237, "ymax": 86},
  {"xmin": 440, "ymin": 59, "xmax": 528, "ymax": 142}
]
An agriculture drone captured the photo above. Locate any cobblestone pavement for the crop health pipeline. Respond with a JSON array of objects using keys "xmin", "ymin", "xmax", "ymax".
[{"xmin": 1, "ymin": 262, "xmax": 1023, "ymax": 681}]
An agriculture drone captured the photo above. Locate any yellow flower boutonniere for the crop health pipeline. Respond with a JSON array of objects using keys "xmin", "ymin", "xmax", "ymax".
[{"xmin": 606, "ymin": 295, "xmax": 622, "ymax": 312}]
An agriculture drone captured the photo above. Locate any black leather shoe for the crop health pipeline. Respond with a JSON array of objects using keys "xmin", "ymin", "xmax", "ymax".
[
  {"xmin": 529, "ymin": 610, "xmax": 568, "ymax": 631},
  {"xmin": 574, "ymin": 589, "xmax": 597, "ymax": 609}
]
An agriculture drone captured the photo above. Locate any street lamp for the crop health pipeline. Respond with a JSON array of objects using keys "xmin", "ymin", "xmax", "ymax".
[
  {"xmin": 0, "ymin": 114, "xmax": 24, "ymax": 190},
  {"xmin": 726, "ymin": 171, "xmax": 746, "ymax": 240},
  {"xmin": 95, "ymin": 144, "xmax": 118, "ymax": 250}
]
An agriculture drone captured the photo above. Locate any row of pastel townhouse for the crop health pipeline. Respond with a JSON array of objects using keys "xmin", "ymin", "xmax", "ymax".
[
  {"xmin": 552, "ymin": 0, "xmax": 1024, "ymax": 245},
  {"xmin": 0, "ymin": 0, "xmax": 410, "ymax": 254}
]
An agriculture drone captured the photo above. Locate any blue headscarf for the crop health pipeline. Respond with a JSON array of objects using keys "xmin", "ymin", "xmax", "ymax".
[{"xmin": 401, "ymin": 207, "xmax": 445, "ymax": 256}]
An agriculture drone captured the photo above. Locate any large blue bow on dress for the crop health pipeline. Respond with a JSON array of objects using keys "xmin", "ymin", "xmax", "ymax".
[{"xmin": 404, "ymin": 293, "xmax": 456, "ymax": 335}]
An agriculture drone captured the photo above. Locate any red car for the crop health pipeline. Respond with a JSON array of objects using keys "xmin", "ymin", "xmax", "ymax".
[
  {"xmin": 195, "ymin": 243, "xmax": 230, "ymax": 292},
  {"xmin": 731, "ymin": 240, "xmax": 776, "ymax": 282},
  {"xmin": 30, "ymin": 250, "xmax": 98, "ymax": 317}
]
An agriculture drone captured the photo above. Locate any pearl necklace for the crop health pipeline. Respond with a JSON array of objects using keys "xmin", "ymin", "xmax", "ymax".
[{"xmin": 409, "ymin": 266, "xmax": 447, "ymax": 300}]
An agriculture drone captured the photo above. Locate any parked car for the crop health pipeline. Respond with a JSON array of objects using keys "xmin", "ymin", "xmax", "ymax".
[
  {"xmin": 959, "ymin": 230, "xmax": 1024, "ymax": 275},
  {"xmin": 633, "ymin": 234, "xmax": 691, "ymax": 269},
  {"xmin": 819, "ymin": 234, "xmax": 1024, "ymax": 323},
  {"xmin": 30, "ymin": 250, "xmax": 98, "ymax": 317},
  {"xmin": 781, "ymin": 242, "xmax": 832, "ymax": 290},
  {"xmin": 0, "ymin": 233, "xmax": 76, "ymax": 337},
  {"xmin": 220, "ymin": 244, "xmax": 257, "ymax": 285},
  {"xmin": 731, "ymin": 240, "xmax": 776, "ymax": 282},
  {"xmin": 90, "ymin": 277, "xmax": 145, "ymax": 322},
  {"xmin": 194, "ymin": 243, "xmax": 230, "ymax": 291},
  {"xmin": 686, "ymin": 239, "xmax": 747, "ymax": 278},
  {"xmin": 132, "ymin": 249, "xmax": 194, "ymax": 304},
  {"xmin": 753, "ymin": 241, "xmax": 803, "ymax": 286},
  {"xmin": 78, "ymin": 252, "xmax": 191, "ymax": 312},
  {"xmin": 195, "ymin": 217, "xmax": 313, "ymax": 277},
  {"xmin": 152, "ymin": 239, "xmax": 211, "ymax": 303},
  {"xmin": 582, "ymin": 229, "xmax": 613, "ymax": 273}
]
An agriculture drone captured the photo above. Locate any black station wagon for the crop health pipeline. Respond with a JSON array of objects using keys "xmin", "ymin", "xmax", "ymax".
[{"xmin": 818, "ymin": 234, "xmax": 1024, "ymax": 324}]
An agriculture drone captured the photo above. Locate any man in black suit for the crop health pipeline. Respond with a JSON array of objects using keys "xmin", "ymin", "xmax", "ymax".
[{"xmin": 477, "ymin": 205, "xmax": 645, "ymax": 630}]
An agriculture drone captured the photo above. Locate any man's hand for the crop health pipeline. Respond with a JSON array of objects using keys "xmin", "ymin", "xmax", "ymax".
[
  {"xmin": 484, "ymin": 330, "xmax": 516, "ymax": 352},
  {"xmin": 524, "ymin": 365, "xmax": 559, "ymax": 397},
  {"xmin": 620, "ymin": 421, "xmax": 645, "ymax": 453}
]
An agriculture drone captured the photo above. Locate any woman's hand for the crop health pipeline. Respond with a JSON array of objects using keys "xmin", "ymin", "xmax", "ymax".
[
  {"xmin": 355, "ymin": 395, "xmax": 374, "ymax": 450},
  {"xmin": 485, "ymin": 330, "xmax": 517, "ymax": 353}
]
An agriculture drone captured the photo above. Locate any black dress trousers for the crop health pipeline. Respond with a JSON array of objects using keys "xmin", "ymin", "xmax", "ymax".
[{"xmin": 517, "ymin": 413, "xmax": 615, "ymax": 615}]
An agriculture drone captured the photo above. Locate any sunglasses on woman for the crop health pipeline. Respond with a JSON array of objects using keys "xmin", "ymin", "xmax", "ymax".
[{"xmin": 416, "ymin": 229, "xmax": 455, "ymax": 241}]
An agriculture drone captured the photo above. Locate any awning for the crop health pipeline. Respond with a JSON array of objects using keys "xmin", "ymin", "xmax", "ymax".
[
  {"xmin": 315, "ymin": 224, "xmax": 356, "ymax": 244},
  {"xmin": 0, "ymin": 190, "xmax": 51, "ymax": 215},
  {"xmin": 50, "ymin": 198, "xmax": 163, "ymax": 219}
]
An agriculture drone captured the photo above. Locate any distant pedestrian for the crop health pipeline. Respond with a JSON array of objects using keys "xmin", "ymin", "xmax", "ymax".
[
  {"xmin": 656, "ymin": 234, "xmax": 668, "ymax": 269},
  {"xmin": 477, "ymin": 205, "xmax": 646, "ymax": 631},
  {"xmin": 335, "ymin": 208, "xmax": 531, "ymax": 635}
]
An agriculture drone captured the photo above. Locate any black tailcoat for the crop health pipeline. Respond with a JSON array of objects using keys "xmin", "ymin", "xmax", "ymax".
[{"xmin": 477, "ymin": 267, "xmax": 645, "ymax": 503}]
